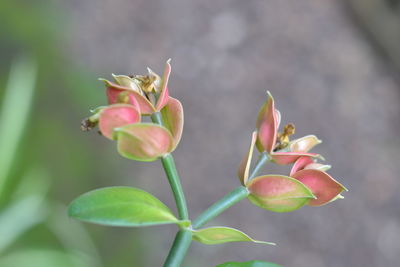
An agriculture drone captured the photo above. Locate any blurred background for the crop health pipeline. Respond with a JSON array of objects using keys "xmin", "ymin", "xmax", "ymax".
[{"xmin": 1, "ymin": 0, "xmax": 400, "ymax": 266}]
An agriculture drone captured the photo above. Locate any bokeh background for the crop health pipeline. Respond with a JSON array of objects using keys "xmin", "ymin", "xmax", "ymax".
[{"xmin": 1, "ymin": 0, "xmax": 400, "ymax": 266}]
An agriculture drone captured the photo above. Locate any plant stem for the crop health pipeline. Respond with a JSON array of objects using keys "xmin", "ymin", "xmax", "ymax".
[
  {"xmin": 151, "ymin": 111, "xmax": 164, "ymax": 125},
  {"xmin": 192, "ymin": 186, "xmax": 249, "ymax": 229},
  {"xmin": 248, "ymin": 152, "xmax": 269, "ymax": 179},
  {"xmin": 192, "ymin": 152, "xmax": 271, "ymax": 229},
  {"xmin": 151, "ymin": 112, "xmax": 189, "ymax": 220},
  {"xmin": 161, "ymin": 154, "xmax": 189, "ymax": 220},
  {"xmin": 152, "ymin": 112, "xmax": 191, "ymax": 266},
  {"xmin": 163, "ymin": 229, "xmax": 192, "ymax": 267}
]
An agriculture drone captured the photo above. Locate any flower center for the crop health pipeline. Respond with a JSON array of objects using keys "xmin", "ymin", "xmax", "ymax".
[{"xmin": 275, "ymin": 123, "xmax": 295, "ymax": 150}]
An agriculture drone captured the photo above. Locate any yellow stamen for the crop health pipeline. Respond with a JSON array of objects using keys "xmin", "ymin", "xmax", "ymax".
[
  {"xmin": 276, "ymin": 123, "xmax": 295, "ymax": 150},
  {"xmin": 134, "ymin": 75, "xmax": 157, "ymax": 93}
]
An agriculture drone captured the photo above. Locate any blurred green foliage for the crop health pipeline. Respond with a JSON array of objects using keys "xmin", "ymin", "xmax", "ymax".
[{"xmin": 0, "ymin": 1, "xmax": 143, "ymax": 266}]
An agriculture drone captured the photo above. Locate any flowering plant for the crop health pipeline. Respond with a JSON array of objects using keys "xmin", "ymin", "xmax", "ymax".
[{"xmin": 69, "ymin": 60, "xmax": 347, "ymax": 267}]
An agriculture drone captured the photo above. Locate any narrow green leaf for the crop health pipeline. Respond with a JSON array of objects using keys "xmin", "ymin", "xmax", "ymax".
[
  {"xmin": 68, "ymin": 186, "xmax": 189, "ymax": 227},
  {"xmin": 0, "ymin": 56, "xmax": 36, "ymax": 197},
  {"xmin": 216, "ymin": 260, "xmax": 283, "ymax": 267},
  {"xmin": 192, "ymin": 226, "xmax": 275, "ymax": 245}
]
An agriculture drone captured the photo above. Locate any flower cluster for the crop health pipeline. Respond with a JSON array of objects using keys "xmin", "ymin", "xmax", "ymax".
[
  {"xmin": 238, "ymin": 92, "xmax": 346, "ymax": 212},
  {"xmin": 81, "ymin": 60, "xmax": 184, "ymax": 161}
]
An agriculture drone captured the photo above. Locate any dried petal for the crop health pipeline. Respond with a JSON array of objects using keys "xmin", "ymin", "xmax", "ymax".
[
  {"xmin": 160, "ymin": 97, "xmax": 184, "ymax": 150},
  {"xmin": 98, "ymin": 104, "xmax": 141, "ymax": 140},
  {"xmin": 291, "ymin": 169, "xmax": 346, "ymax": 206},
  {"xmin": 115, "ymin": 123, "xmax": 174, "ymax": 161},
  {"xmin": 247, "ymin": 175, "xmax": 315, "ymax": 212},
  {"xmin": 290, "ymin": 135, "xmax": 321, "ymax": 153},
  {"xmin": 238, "ymin": 132, "xmax": 257, "ymax": 185},
  {"xmin": 147, "ymin": 67, "xmax": 161, "ymax": 89},
  {"xmin": 256, "ymin": 92, "xmax": 278, "ymax": 153},
  {"xmin": 275, "ymin": 109, "xmax": 281, "ymax": 129},
  {"xmin": 304, "ymin": 163, "xmax": 331, "ymax": 172},
  {"xmin": 112, "ymin": 74, "xmax": 142, "ymax": 93}
]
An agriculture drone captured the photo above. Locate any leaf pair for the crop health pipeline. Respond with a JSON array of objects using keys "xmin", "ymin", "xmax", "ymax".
[{"xmin": 68, "ymin": 187, "xmax": 275, "ymax": 246}]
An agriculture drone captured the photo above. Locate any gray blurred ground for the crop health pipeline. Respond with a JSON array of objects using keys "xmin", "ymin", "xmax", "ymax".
[{"xmin": 64, "ymin": 0, "xmax": 400, "ymax": 266}]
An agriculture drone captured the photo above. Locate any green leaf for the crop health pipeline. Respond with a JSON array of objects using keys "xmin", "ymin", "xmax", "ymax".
[
  {"xmin": 68, "ymin": 186, "xmax": 189, "ymax": 227},
  {"xmin": 192, "ymin": 226, "xmax": 275, "ymax": 245},
  {"xmin": 216, "ymin": 260, "xmax": 283, "ymax": 267},
  {"xmin": 0, "ymin": 56, "xmax": 36, "ymax": 197}
]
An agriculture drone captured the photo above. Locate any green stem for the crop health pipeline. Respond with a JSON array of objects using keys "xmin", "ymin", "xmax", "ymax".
[
  {"xmin": 161, "ymin": 154, "xmax": 189, "ymax": 220},
  {"xmin": 192, "ymin": 152, "xmax": 271, "ymax": 229},
  {"xmin": 152, "ymin": 112, "xmax": 191, "ymax": 266},
  {"xmin": 248, "ymin": 152, "xmax": 269, "ymax": 179},
  {"xmin": 151, "ymin": 112, "xmax": 188, "ymax": 220},
  {"xmin": 192, "ymin": 186, "xmax": 249, "ymax": 229},
  {"xmin": 163, "ymin": 229, "xmax": 192, "ymax": 267},
  {"xmin": 151, "ymin": 111, "xmax": 164, "ymax": 125}
]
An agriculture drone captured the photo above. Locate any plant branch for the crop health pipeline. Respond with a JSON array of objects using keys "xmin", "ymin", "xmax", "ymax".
[
  {"xmin": 248, "ymin": 152, "xmax": 269, "ymax": 179},
  {"xmin": 192, "ymin": 186, "xmax": 249, "ymax": 229},
  {"xmin": 192, "ymin": 152, "xmax": 271, "ymax": 229}
]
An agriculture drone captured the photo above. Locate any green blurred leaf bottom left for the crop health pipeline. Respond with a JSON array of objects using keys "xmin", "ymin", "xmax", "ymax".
[{"xmin": 68, "ymin": 186, "xmax": 189, "ymax": 227}]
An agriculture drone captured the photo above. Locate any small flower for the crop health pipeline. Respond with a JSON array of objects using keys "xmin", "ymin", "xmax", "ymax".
[
  {"xmin": 238, "ymin": 132, "xmax": 315, "ymax": 212},
  {"xmin": 256, "ymin": 92, "xmax": 322, "ymax": 165},
  {"xmin": 81, "ymin": 60, "xmax": 184, "ymax": 161},
  {"xmin": 238, "ymin": 133, "xmax": 346, "ymax": 212}
]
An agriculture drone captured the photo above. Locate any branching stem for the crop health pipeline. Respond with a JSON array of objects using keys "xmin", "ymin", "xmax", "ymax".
[{"xmin": 153, "ymin": 111, "xmax": 271, "ymax": 266}]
